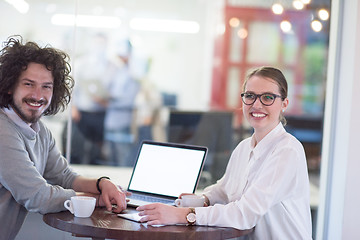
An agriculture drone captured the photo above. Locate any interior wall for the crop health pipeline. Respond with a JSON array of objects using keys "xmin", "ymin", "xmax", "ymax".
[
  {"xmin": 317, "ymin": 0, "xmax": 360, "ymax": 239},
  {"xmin": 340, "ymin": 0, "xmax": 360, "ymax": 237}
]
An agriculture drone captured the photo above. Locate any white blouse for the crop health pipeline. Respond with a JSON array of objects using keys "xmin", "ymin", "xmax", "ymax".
[{"xmin": 195, "ymin": 123, "xmax": 312, "ymax": 240}]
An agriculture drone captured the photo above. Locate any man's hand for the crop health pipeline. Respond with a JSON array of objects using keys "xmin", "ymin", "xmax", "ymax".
[
  {"xmin": 98, "ymin": 178, "xmax": 128, "ymax": 212},
  {"xmin": 72, "ymin": 176, "xmax": 130, "ymax": 213}
]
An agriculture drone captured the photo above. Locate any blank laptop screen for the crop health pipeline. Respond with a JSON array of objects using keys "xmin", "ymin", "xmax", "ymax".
[{"xmin": 128, "ymin": 142, "xmax": 207, "ymax": 198}]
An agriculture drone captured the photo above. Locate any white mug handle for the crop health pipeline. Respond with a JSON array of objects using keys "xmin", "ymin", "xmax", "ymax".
[
  {"xmin": 64, "ymin": 200, "xmax": 74, "ymax": 214},
  {"xmin": 174, "ymin": 199, "xmax": 183, "ymax": 207}
]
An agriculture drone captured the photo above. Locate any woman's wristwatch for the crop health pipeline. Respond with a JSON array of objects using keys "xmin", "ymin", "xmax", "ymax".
[{"xmin": 186, "ymin": 208, "xmax": 196, "ymax": 225}]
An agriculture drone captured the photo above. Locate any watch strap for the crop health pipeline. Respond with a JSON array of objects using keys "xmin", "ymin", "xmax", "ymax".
[
  {"xmin": 189, "ymin": 207, "xmax": 195, "ymax": 214},
  {"xmin": 96, "ymin": 176, "xmax": 110, "ymax": 194}
]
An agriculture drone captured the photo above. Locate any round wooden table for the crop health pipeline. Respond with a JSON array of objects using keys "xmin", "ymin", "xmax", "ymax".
[{"xmin": 43, "ymin": 207, "xmax": 253, "ymax": 240}]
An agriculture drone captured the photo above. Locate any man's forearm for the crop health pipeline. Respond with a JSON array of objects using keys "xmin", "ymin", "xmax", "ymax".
[{"xmin": 72, "ymin": 176, "xmax": 98, "ymax": 194}]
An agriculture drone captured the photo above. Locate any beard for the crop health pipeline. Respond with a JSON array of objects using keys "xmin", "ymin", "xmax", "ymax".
[{"xmin": 11, "ymin": 98, "xmax": 48, "ymax": 124}]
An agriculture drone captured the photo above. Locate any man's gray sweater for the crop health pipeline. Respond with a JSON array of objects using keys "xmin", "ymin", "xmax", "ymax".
[{"xmin": 0, "ymin": 108, "xmax": 78, "ymax": 240}]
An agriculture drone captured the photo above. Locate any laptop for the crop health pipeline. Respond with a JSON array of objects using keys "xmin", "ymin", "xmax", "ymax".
[{"xmin": 126, "ymin": 140, "xmax": 207, "ymax": 207}]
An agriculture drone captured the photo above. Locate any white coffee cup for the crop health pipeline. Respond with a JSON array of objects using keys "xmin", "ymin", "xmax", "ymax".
[
  {"xmin": 174, "ymin": 195, "xmax": 205, "ymax": 207},
  {"xmin": 64, "ymin": 196, "xmax": 96, "ymax": 218}
]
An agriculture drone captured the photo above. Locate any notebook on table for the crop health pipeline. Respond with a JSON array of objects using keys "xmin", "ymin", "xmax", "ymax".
[{"xmin": 125, "ymin": 140, "xmax": 207, "ymax": 207}]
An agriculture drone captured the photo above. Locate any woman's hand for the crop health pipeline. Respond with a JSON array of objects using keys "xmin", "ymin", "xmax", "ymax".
[{"xmin": 136, "ymin": 203, "xmax": 190, "ymax": 225}]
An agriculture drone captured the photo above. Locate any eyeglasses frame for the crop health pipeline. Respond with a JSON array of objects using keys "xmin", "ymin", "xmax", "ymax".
[{"xmin": 240, "ymin": 92, "xmax": 284, "ymax": 106}]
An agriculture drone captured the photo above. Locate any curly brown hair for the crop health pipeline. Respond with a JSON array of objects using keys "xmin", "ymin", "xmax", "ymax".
[{"xmin": 0, "ymin": 35, "xmax": 74, "ymax": 115}]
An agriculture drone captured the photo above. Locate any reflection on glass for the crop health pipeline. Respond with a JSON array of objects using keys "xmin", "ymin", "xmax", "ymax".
[
  {"xmin": 0, "ymin": 0, "xmax": 330, "ymax": 193},
  {"xmin": 280, "ymin": 20, "xmax": 292, "ymax": 33},
  {"xmin": 318, "ymin": 9, "xmax": 329, "ymax": 21},
  {"xmin": 303, "ymin": 44, "xmax": 327, "ymax": 115},
  {"xmin": 229, "ymin": 17, "xmax": 240, "ymax": 27},
  {"xmin": 283, "ymin": 32, "xmax": 299, "ymax": 65},
  {"xmin": 247, "ymin": 21, "xmax": 280, "ymax": 64},
  {"xmin": 226, "ymin": 67, "xmax": 241, "ymax": 108},
  {"xmin": 237, "ymin": 28, "xmax": 248, "ymax": 39},
  {"xmin": 282, "ymin": 69, "xmax": 296, "ymax": 113},
  {"xmin": 311, "ymin": 20, "xmax": 323, "ymax": 32},
  {"xmin": 293, "ymin": 0, "xmax": 305, "ymax": 10},
  {"xmin": 51, "ymin": 14, "xmax": 121, "ymax": 28},
  {"xmin": 167, "ymin": 110, "xmax": 234, "ymax": 186},
  {"xmin": 0, "ymin": 2, "xmax": 332, "ymax": 237},
  {"xmin": 129, "ymin": 18, "xmax": 200, "ymax": 34},
  {"xmin": 272, "ymin": 3, "xmax": 284, "ymax": 15},
  {"xmin": 229, "ymin": 19, "xmax": 244, "ymax": 62},
  {"xmin": 4, "ymin": 0, "xmax": 29, "ymax": 13}
]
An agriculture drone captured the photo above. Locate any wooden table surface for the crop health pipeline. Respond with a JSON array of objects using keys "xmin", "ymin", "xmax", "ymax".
[{"xmin": 43, "ymin": 207, "xmax": 253, "ymax": 240}]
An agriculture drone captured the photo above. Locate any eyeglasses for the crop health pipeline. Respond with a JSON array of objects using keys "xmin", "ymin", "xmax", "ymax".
[{"xmin": 240, "ymin": 92, "xmax": 284, "ymax": 106}]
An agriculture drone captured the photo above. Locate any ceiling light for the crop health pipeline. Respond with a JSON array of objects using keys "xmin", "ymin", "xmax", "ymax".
[
  {"xmin": 229, "ymin": 17, "xmax": 240, "ymax": 28},
  {"xmin": 280, "ymin": 20, "xmax": 292, "ymax": 33},
  {"xmin": 5, "ymin": 0, "xmax": 29, "ymax": 14},
  {"xmin": 272, "ymin": 3, "xmax": 284, "ymax": 15},
  {"xmin": 318, "ymin": 9, "xmax": 330, "ymax": 21},
  {"xmin": 51, "ymin": 14, "xmax": 121, "ymax": 29},
  {"xmin": 301, "ymin": 0, "xmax": 311, "ymax": 4},
  {"xmin": 293, "ymin": 0, "xmax": 304, "ymax": 10},
  {"xmin": 130, "ymin": 18, "xmax": 200, "ymax": 34},
  {"xmin": 237, "ymin": 28, "xmax": 248, "ymax": 39},
  {"xmin": 311, "ymin": 20, "xmax": 323, "ymax": 32}
]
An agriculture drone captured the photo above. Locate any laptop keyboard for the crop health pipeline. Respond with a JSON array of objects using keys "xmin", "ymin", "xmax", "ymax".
[{"xmin": 129, "ymin": 193, "xmax": 174, "ymax": 206}]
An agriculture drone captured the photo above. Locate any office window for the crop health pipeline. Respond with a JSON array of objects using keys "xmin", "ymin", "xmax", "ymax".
[{"xmin": 0, "ymin": 3, "xmax": 330, "ymax": 230}]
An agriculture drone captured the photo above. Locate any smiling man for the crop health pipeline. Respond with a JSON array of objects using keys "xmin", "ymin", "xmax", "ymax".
[
  {"xmin": 0, "ymin": 36, "xmax": 128, "ymax": 240},
  {"xmin": 10, "ymin": 63, "xmax": 53, "ymax": 124}
]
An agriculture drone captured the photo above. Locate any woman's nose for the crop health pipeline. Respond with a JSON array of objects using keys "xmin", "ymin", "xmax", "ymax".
[{"xmin": 252, "ymin": 96, "xmax": 263, "ymax": 108}]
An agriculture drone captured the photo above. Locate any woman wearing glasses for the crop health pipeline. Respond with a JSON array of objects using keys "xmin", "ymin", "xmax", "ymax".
[{"xmin": 137, "ymin": 66, "xmax": 312, "ymax": 239}]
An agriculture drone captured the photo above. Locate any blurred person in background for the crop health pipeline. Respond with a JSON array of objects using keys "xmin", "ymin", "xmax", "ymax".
[
  {"xmin": 70, "ymin": 33, "xmax": 112, "ymax": 165},
  {"xmin": 103, "ymin": 38, "xmax": 139, "ymax": 166}
]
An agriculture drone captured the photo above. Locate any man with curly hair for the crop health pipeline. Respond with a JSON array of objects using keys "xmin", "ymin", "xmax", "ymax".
[{"xmin": 0, "ymin": 36, "xmax": 128, "ymax": 240}]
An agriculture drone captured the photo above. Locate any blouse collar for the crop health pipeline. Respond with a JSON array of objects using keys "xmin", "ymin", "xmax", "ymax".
[{"xmin": 250, "ymin": 122, "xmax": 285, "ymax": 160}]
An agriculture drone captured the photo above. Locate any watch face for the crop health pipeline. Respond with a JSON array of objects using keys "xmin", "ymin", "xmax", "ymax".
[{"xmin": 187, "ymin": 213, "xmax": 196, "ymax": 223}]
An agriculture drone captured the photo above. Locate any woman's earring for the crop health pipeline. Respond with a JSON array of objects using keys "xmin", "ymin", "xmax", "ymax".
[{"xmin": 282, "ymin": 109, "xmax": 285, "ymax": 113}]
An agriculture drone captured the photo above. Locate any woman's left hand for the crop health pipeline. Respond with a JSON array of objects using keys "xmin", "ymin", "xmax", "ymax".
[{"xmin": 136, "ymin": 203, "xmax": 190, "ymax": 225}]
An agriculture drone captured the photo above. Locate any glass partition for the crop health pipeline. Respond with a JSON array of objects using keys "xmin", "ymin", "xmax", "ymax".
[
  {"xmin": 0, "ymin": 0, "xmax": 330, "ymax": 173},
  {"xmin": 1, "ymin": 1, "xmax": 330, "ymax": 235}
]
